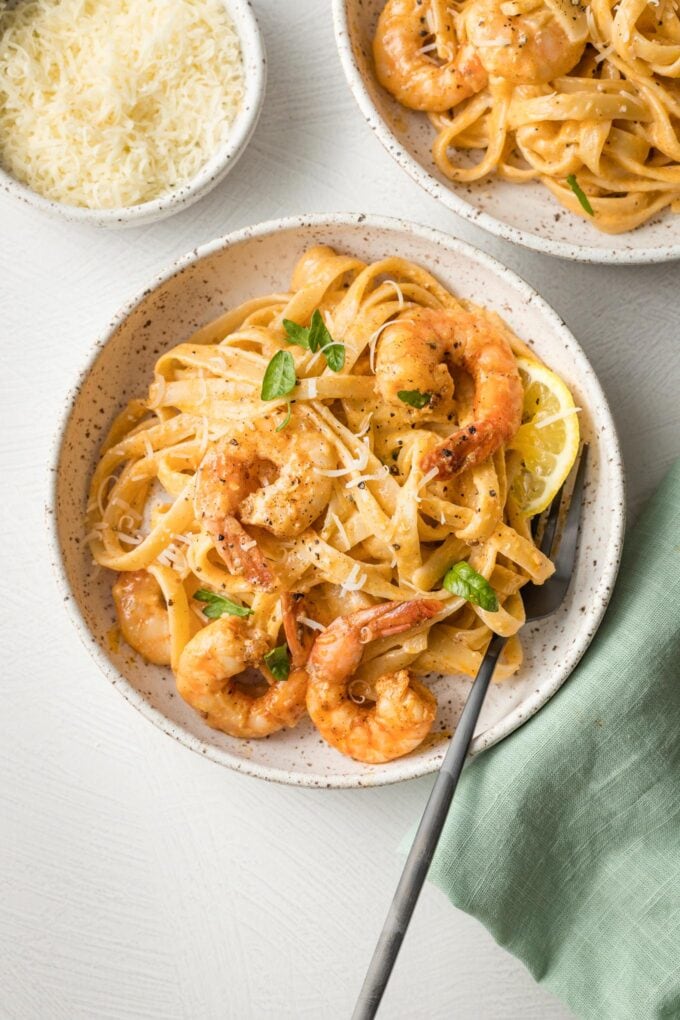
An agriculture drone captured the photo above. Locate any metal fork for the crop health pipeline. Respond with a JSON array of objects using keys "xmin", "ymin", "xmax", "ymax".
[{"xmin": 352, "ymin": 445, "xmax": 589, "ymax": 1020}]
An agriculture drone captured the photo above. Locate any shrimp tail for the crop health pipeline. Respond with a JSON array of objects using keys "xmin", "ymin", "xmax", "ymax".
[
  {"xmin": 421, "ymin": 418, "xmax": 503, "ymax": 478},
  {"xmin": 354, "ymin": 599, "xmax": 441, "ymax": 643},
  {"xmin": 207, "ymin": 516, "xmax": 276, "ymax": 591},
  {"xmin": 282, "ymin": 593, "xmax": 314, "ymax": 668}
]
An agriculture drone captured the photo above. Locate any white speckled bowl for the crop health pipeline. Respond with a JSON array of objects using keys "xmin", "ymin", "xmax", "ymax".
[
  {"xmin": 0, "ymin": 0, "xmax": 266, "ymax": 228},
  {"xmin": 333, "ymin": 0, "xmax": 680, "ymax": 264},
  {"xmin": 49, "ymin": 214, "xmax": 625, "ymax": 787}
]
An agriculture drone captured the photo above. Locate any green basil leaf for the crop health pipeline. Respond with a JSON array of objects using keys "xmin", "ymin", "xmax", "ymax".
[
  {"xmin": 283, "ymin": 318, "xmax": 311, "ymax": 350},
  {"xmin": 566, "ymin": 174, "xmax": 594, "ymax": 216},
  {"xmin": 307, "ymin": 309, "xmax": 332, "ymax": 353},
  {"xmin": 194, "ymin": 589, "xmax": 253, "ymax": 619},
  {"xmin": 261, "ymin": 350, "xmax": 296, "ymax": 401},
  {"xmin": 442, "ymin": 562, "xmax": 499, "ymax": 613},
  {"xmin": 275, "ymin": 401, "xmax": 292, "ymax": 432},
  {"xmin": 263, "ymin": 644, "xmax": 291, "ymax": 681},
  {"xmin": 397, "ymin": 389, "xmax": 432, "ymax": 410},
  {"xmin": 324, "ymin": 343, "xmax": 345, "ymax": 373}
]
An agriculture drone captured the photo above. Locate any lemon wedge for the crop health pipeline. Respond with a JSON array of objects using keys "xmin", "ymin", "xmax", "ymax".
[{"xmin": 508, "ymin": 357, "xmax": 581, "ymax": 517}]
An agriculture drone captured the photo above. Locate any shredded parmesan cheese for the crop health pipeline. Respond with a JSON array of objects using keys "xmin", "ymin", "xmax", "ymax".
[
  {"xmin": 330, "ymin": 512, "xmax": 350, "ymax": 550},
  {"xmin": 535, "ymin": 407, "xmax": 582, "ymax": 429},
  {"xmin": 96, "ymin": 475, "xmax": 117, "ymax": 516},
  {"xmin": 0, "ymin": 0, "xmax": 245, "ymax": 209},
  {"xmin": 354, "ymin": 413, "xmax": 373, "ymax": 438},
  {"xmin": 316, "ymin": 446, "xmax": 370, "ymax": 477},
  {"xmin": 368, "ymin": 320, "xmax": 397, "ymax": 373},
  {"xmin": 299, "ymin": 615, "xmax": 325, "ymax": 632},
  {"xmin": 345, "ymin": 466, "xmax": 390, "ymax": 489},
  {"xmin": 418, "ymin": 467, "xmax": 440, "ymax": 491},
  {"xmin": 384, "ymin": 280, "xmax": 405, "ymax": 309},
  {"xmin": 340, "ymin": 562, "xmax": 368, "ymax": 594}
]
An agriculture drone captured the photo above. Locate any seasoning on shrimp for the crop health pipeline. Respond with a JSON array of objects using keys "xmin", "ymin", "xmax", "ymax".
[
  {"xmin": 176, "ymin": 595, "xmax": 311, "ymax": 739},
  {"xmin": 375, "ymin": 307, "xmax": 523, "ymax": 478},
  {"xmin": 306, "ymin": 601, "xmax": 440, "ymax": 764},
  {"xmin": 194, "ymin": 415, "xmax": 336, "ymax": 590},
  {"xmin": 373, "ymin": 0, "xmax": 487, "ymax": 112}
]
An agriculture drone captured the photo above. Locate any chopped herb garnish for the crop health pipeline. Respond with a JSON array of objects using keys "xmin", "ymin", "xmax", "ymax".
[
  {"xmin": 566, "ymin": 174, "xmax": 594, "ymax": 216},
  {"xmin": 263, "ymin": 644, "xmax": 290, "ymax": 681},
  {"xmin": 308, "ymin": 309, "xmax": 331, "ymax": 353},
  {"xmin": 194, "ymin": 589, "xmax": 253, "ymax": 619},
  {"xmin": 324, "ymin": 343, "xmax": 345, "ymax": 373},
  {"xmin": 261, "ymin": 350, "xmax": 296, "ymax": 401},
  {"xmin": 283, "ymin": 309, "xmax": 345, "ymax": 371},
  {"xmin": 283, "ymin": 317, "xmax": 312, "ymax": 349},
  {"xmin": 276, "ymin": 402, "xmax": 292, "ymax": 432},
  {"xmin": 442, "ymin": 562, "xmax": 499, "ymax": 613},
  {"xmin": 397, "ymin": 389, "xmax": 432, "ymax": 409}
]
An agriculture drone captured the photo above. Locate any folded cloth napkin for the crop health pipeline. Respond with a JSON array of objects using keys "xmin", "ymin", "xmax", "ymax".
[{"xmin": 420, "ymin": 460, "xmax": 680, "ymax": 1020}]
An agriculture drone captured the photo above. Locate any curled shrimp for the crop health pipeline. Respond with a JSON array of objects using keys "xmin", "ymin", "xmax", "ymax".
[
  {"xmin": 374, "ymin": 0, "xmax": 487, "ymax": 112},
  {"xmin": 306, "ymin": 600, "xmax": 440, "ymax": 764},
  {"xmin": 464, "ymin": 0, "xmax": 587, "ymax": 84},
  {"xmin": 375, "ymin": 307, "xmax": 523, "ymax": 479},
  {"xmin": 194, "ymin": 416, "xmax": 335, "ymax": 591},
  {"xmin": 176, "ymin": 595, "xmax": 311, "ymax": 739},
  {"xmin": 113, "ymin": 569, "xmax": 171, "ymax": 665}
]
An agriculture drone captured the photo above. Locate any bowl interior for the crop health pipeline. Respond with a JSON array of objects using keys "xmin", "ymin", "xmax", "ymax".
[
  {"xmin": 0, "ymin": 0, "xmax": 265, "ymax": 226},
  {"xmin": 335, "ymin": 0, "xmax": 680, "ymax": 262},
  {"xmin": 53, "ymin": 216, "xmax": 624, "ymax": 786}
]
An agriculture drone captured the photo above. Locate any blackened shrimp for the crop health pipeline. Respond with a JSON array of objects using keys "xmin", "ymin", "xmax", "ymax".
[
  {"xmin": 176, "ymin": 594, "xmax": 311, "ymax": 739},
  {"xmin": 306, "ymin": 600, "xmax": 440, "ymax": 764},
  {"xmin": 113, "ymin": 569, "xmax": 171, "ymax": 665},
  {"xmin": 375, "ymin": 307, "xmax": 523, "ymax": 478},
  {"xmin": 373, "ymin": 0, "xmax": 487, "ymax": 112},
  {"xmin": 194, "ymin": 416, "xmax": 335, "ymax": 590}
]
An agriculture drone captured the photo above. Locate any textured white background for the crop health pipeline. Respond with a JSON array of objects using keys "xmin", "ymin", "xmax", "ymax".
[{"xmin": 1, "ymin": 3, "xmax": 679, "ymax": 1018}]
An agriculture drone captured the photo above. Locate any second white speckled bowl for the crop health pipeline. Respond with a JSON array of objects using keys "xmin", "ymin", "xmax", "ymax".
[
  {"xmin": 333, "ymin": 0, "xmax": 680, "ymax": 264},
  {"xmin": 49, "ymin": 214, "xmax": 625, "ymax": 787},
  {"xmin": 0, "ymin": 0, "xmax": 266, "ymax": 228}
]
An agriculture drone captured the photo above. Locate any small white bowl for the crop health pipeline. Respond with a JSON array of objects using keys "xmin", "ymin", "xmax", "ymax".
[
  {"xmin": 333, "ymin": 0, "xmax": 680, "ymax": 264},
  {"xmin": 0, "ymin": 0, "xmax": 266, "ymax": 228},
  {"xmin": 48, "ymin": 213, "xmax": 624, "ymax": 787}
]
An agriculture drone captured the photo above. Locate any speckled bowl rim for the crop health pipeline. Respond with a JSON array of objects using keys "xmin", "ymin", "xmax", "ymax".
[
  {"xmin": 0, "ymin": 0, "xmax": 266, "ymax": 228},
  {"xmin": 47, "ymin": 212, "xmax": 625, "ymax": 788},
  {"xmin": 332, "ymin": 0, "xmax": 680, "ymax": 265}
]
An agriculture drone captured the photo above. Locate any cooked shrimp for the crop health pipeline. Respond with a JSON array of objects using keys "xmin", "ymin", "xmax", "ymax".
[
  {"xmin": 113, "ymin": 569, "xmax": 171, "ymax": 666},
  {"xmin": 375, "ymin": 307, "xmax": 523, "ymax": 478},
  {"xmin": 176, "ymin": 595, "xmax": 310, "ymax": 739},
  {"xmin": 464, "ymin": 0, "xmax": 586, "ymax": 84},
  {"xmin": 374, "ymin": 0, "xmax": 487, "ymax": 112},
  {"xmin": 306, "ymin": 600, "xmax": 440, "ymax": 764},
  {"xmin": 194, "ymin": 416, "xmax": 335, "ymax": 590}
]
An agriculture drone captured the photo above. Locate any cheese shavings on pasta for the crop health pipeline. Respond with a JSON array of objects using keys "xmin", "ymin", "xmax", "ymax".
[{"xmin": 0, "ymin": 0, "xmax": 245, "ymax": 208}]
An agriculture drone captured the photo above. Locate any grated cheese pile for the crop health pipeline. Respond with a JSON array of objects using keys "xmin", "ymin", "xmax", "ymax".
[{"xmin": 0, "ymin": 0, "xmax": 245, "ymax": 209}]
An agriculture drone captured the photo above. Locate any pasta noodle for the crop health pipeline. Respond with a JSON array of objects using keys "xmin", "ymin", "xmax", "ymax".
[
  {"xmin": 86, "ymin": 245, "xmax": 574, "ymax": 762},
  {"xmin": 373, "ymin": 0, "xmax": 680, "ymax": 233}
]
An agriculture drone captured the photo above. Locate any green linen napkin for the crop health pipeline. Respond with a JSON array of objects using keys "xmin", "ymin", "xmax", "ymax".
[{"xmin": 422, "ymin": 460, "xmax": 680, "ymax": 1020}]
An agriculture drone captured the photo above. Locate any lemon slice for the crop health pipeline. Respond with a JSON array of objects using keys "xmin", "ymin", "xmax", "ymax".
[{"xmin": 508, "ymin": 357, "xmax": 581, "ymax": 517}]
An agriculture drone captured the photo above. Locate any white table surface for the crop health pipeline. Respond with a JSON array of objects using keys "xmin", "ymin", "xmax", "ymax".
[{"xmin": 2, "ymin": 3, "xmax": 678, "ymax": 1018}]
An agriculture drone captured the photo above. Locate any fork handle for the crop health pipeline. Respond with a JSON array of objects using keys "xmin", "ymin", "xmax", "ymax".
[{"xmin": 351, "ymin": 633, "xmax": 508, "ymax": 1020}]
